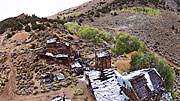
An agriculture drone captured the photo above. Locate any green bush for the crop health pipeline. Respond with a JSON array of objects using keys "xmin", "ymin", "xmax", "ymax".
[
  {"xmin": 57, "ymin": 20, "xmax": 65, "ymax": 25},
  {"xmin": 100, "ymin": 6, "xmax": 111, "ymax": 13},
  {"xmin": 73, "ymin": 88, "xmax": 83, "ymax": 95},
  {"xmin": 64, "ymin": 22, "xmax": 99, "ymax": 40},
  {"xmin": 112, "ymin": 32, "xmax": 146, "ymax": 55},
  {"xmin": 62, "ymin": 12, "xmax": 81, "ymax": 19},
  {"xmin": 94, "ymin": 35, "xmax": 100, "ymax": 43},
  {"xmin": 46, "ymin": 23, "xmax": 51, "ymax": 27},
  {"xmin": 119, "ymin": 7, "xmax": 161, "ymax": 16},
  {"xmin": 11, "ymin": 23, "xmax": 23, "ymax": 31},
  {"xmin": 130, "ymin": 52, "xmax": 147, "ymax": 71},
  {"xmin": 32, "ymin": 90, "xmax": 38, "ymax": 95},
  {"xmin": 88, "ymin": 10, "xmax": 95, "ymax": 16},
  {"xmin": 6, "ymin": 33, "xmax": 13, "ymax": 39},
  {"xmin": 32, "ymin": 24, "xmax": 38, "ymax": 30},
  {"xmin": 37, "ymin": 24, "xmax": 45, "ymax": 30},
  {"xmin": 25, "ymin": 25, "xmax": 31, "ymax": 32},
  {"xmin": 79, "ymin": 19, "xmax": 83, "ymax": 23},
  {"xmin": 53, "ymin": 24, "xmax": 58, "ymax": 28},
  {"xmin": 171, "ymin": 89, "xmax": 178, "ymax": 99}
]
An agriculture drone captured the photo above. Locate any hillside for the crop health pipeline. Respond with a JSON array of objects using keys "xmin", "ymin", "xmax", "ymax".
[
  {"xmin": 50, "ymin": 0, "xmax": 180, "ymax": 68},
  {"xmin": 0, "ymin": 0, "xmax": 180, "ymax": 101}
]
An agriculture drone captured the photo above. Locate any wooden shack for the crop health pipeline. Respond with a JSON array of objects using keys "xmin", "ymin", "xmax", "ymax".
[
  {"xmin": 38, "ymin": 38, "xmax": 71, "ymax": 64},
  {"xmin": 95, "ymin": 51, "xmax": 111, "ymax": 71},
  {"xmin": 121, "ymin": 68, "xmax": 165, "ymax": 101}
]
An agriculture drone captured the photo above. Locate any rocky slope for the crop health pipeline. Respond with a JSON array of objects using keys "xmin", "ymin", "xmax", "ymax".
[{"xmin": 49, "ymin": 0, "xmax": 180, "ymax": 67}]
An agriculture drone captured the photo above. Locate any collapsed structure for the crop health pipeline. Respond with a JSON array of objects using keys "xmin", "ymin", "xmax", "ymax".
[
  {"xmin": 87, "ymin": 69, "xmax": 129, "ymax": 101},
  {"xmin": 86, "ymin": 68, "xmax": 166, "ymax": 101},
  {"xmin": 115, "ymin": 68, "xmax": 166, "ymax": 101},
  {"xmin": 38, "ymin": 38, "xmax": 71, "ymax": 64}
]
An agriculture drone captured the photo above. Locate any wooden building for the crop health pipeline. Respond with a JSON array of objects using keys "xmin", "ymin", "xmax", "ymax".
[
  {"xmin": 95, "ymin": 51, "xmax": 111, "ymax": 71},
  {"xmin": 38, "ymin": 38, "xmax": 71, "ymax": 64},
  {"xmin": 119, "ymin": 68, "xmax": 166, "ymax": 101}
]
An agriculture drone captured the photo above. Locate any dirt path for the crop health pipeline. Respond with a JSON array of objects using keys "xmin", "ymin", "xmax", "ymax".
[{"xmin": 0, "ymin": 49, "xmax": 16, "ymax": 101}]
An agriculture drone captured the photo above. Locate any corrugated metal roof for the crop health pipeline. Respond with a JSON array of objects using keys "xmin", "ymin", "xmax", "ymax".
[{"xmin": 88, "ymin": 69, "xmax": 129, "ymax": 101}]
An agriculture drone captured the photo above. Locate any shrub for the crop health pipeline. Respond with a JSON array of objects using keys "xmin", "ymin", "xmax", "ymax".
[
  {"xmin": 32, "ymin": 24, "xmax": 38, "ymax": 30},
  {"xmin": 88, "ymin": 10, "xmax": 95, "ymax": 16},
  {"xmin": 94, "ymin": 35, "xmax": 100, "ymax": 43},
  {"xmin": 120, "ymin": 7, "xmax": 161, "ymax": 16},
  {"xmin": 53, "ymin": 24, "xmax": 58, "ymax": 28},
  {"xmin": 106, "ymin": 35, "xmax": 112, "ymax": 41},
  {"xmin": 32, "ymin": 90, "xmax": 38, "ymax": 95},
  {"xmin": 46, "ymin": 23, "xmax": 51, "ymax": 27},
  {"xmin": 58, "ymin": 20, "xmax": 65, "ymax": 25},
  {"xmin": 37, "ymin": 24, "xmax": 45, "ymax": 30},
  {"xmin": 73, "ymin": 88, "xmax": 83, "ymax": 95},
  {"xmin": 112, "ymin": 32, "xmax": 146, "ymax": 55},
  {"xmin": 25, "ymin": 25, "xmax": 31, "ymax": 32},
  {"xmin": 89, "ymin": 17, "xmax": 94, "ymax": 22},
  {"xmin": 172, "ymin": 25, "xmax": 175, "ymax": 30},
  {"xmin": 64, "ymin": 22, "xmax": 99, "ymax": 40},
  {"xmin": 79, "ymin": 19, "xmax": 83, "ymax": 23},
  {"xmin": 20, "ymin": 19, "xmax": 29, "ymax": 25},
  {"xmin": 6, "ymin": 33, "xmax": 13, "ymax": 39},
  {"xmin": 94, "ymin": 12, "xmax": 100, "ymax": 17},
  {"xmin": 100, "ymin": 6, "xmax": 111, "ymax": 13},
  {"xmin": 130, "ymin": 52, "xmax": 147, "ymax": 71},
  {"xmin": 62, "ymin": 12, "xmax": 81, "ymax": 19},
  {"xmin": 0, "ymin": 29, "xmax": 5, "ymax": 34},
  {"xmin": 11, "ymin": 23, "xmax": 23, "ymax": 31},
  {"xmin": 171, "ymin": 89, "xmax": 178, "ymax": 99}
]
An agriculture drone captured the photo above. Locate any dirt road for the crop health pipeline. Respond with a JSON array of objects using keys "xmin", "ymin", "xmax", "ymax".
[{"xmin": 0, "ymin": 49, "xmax": 16, "ymax": 101}]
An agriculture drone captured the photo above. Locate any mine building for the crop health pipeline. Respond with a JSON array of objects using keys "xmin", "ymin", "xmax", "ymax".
[
  {"xmin": 116, "ymin": 68, "xmax": 166, "ymax": 101},
  {"xmin": 38, "ymin": 38, "xmax": 71, "ymax": 64},
  {"xmin": 86, "ymin": 68, "xmax": 167, "ymax": 101},
  {"xmin": 95, "ymin": 50, "xmax": 111, "ymax": 71}
]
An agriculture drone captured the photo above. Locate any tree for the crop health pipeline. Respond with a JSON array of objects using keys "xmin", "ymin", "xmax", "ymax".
[
  {"xmin": 130, "ymin": 51, "xmax": 147, "ymax": 71},
  {"xmin": 158, "ymin": 58, "xmax": 175, "ymax": 91},
  {"xmin": 112, "ymin": 32, "xmax": 146, "ymax": 55},
  {"xmin": 25, "ymin": 25, "xmax": 31, "ymax": 32}
]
